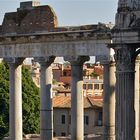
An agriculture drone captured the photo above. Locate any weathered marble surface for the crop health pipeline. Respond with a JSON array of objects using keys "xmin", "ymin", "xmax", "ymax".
[
  {"xmin": 118, "ymin": 0, "xmax": 140, "ymax": 10},
  {"xmin": 0, "ymin": 31, "xmax": 111, "ymax": 60},
  {"xmin": 0, "ymin": 41, "xmax": 110, "ymax": 57}
]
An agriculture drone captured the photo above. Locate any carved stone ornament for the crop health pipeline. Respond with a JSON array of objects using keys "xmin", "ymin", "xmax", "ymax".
[
  {"xmin": 4, "ymin": 57, "xmax": 25, "ymax": 66},
  {"xmin": 115, "ymin": 0, "xmax": 140, "ymax": 28},
  {"xmin": 118, "ymin": 0, "xmax": 140, "ymax": 10},
  {"xmin": 114, "ymin": 45, "xmax": 136, "ymax": 71},
  {"xmin": 34, "ymin": 56, "xmax": 55, "ymax": 66},
  {"xmin": 64, "ymin": 56, "xmax": 90, "ymax": 65}
]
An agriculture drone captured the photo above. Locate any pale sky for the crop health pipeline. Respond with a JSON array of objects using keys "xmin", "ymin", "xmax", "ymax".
[{"xmin": 0, "ymin": 0, "xmax": 118, "ymax": 26}]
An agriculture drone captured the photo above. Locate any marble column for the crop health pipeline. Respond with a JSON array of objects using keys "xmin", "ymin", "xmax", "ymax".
[
  {"xmin": 135, "ymin": 60, "xmax": 140, "ymax": 140},
  {"xmin": 65, "ymin": 56, "xmax": 89, "ymax": 140},
  {"xmin": 103, "ymin": 61, "xmax": 116, "ymax": 140},
  {"xmin": 4, "ymin": 58, "xmax": 24, "ymax": 140},
  {"xmin": 114, "ymin": 46, "xmax": 136, "ymax": 140},
  {"xmin": 35, "ymin": 56, "xmax": 55, "ymax": 140}
]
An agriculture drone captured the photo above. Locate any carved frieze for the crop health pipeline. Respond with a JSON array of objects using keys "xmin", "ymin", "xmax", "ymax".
[{"xmin": 0, "ymin": 40, "xmax": 110, "ymax": 58}]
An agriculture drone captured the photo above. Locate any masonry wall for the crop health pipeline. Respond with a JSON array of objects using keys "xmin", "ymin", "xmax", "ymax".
[
  {"xmin": 53, "ymin": 108, "xmax": 103, "ymax": 137},
  {"xmin": 2, "ymin": 5, "xmax": 58, "ymax": 34},
  {"xmin": 53, "ymin": 108, "xmax": 71, "ymax": 137}
]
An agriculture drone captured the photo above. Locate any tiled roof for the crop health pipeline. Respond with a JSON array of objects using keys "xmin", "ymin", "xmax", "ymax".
[
  {"xmin": 53, "ymin": 96, "xmax": 103, "ymax": 109},
  {"xmin": 53, "ymin": 96, "xmax": 71, "ymax": 108},
  {"xmin": 91, "ymin": 95, "xmax": 103, "ymax": 100},
  {"xmin": 94, "ymin": 66, "xmax": 103, "ymax": 75},
  {"xmin": 87, "ymin": 96, "xmax": 103, "ymax": 108}
]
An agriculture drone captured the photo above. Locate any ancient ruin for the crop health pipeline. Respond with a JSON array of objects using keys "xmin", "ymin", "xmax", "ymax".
[{"xmin": 0, "ymin": 0, "xmax": 139, "ymax": 140}]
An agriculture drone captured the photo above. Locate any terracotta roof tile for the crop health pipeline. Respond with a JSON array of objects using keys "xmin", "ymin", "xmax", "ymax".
[
  {"xmin": 53, "ymin": 96, "xmax": 71, "ymax": 108},
  {"xmin": 87, "ymin": 96, "xmax": 103, "ymax": 107},
  {"xmin": 93, "ymin": 66, "xmax": 103, "ymax": 75},
  {"xmin": 53, "ymin": 96, "xmax": 103, "ymax": 108}
]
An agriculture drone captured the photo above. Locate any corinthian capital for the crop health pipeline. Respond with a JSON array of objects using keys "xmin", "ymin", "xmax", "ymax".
[
  {"xmin": 34, "ymin": 56, "xmax": 55, "ymax": 66},
  {"xmin": 4, "ymin": 57, "xmax": 25, "ymax": 66},
  {"xmin": 114, "ymin": 45, "xmax": 136, "ymax": 71},
  {"xmin": 64, "ymin": 56, "xmax": 90, "ymax": 65}
]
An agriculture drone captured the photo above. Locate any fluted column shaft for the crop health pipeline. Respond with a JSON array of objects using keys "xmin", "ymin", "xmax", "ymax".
[
  {"xmin": 135, "ymin": 61, "xmax": 140, "ymax": 140},
  {"xmin": 114, "ymin": 46, "xmax": 136, "ymax": 140},
  {"xmin": 35, "ymin": 57, "xmax": 55, "ymax": 140},
  {"xmin": 116, "ymin": 71, "xmax": 135, "ymax": 140},
  {"xmin": 103, "ymin": 61, "xmax": 116, "ymax": 140},
  {"xmin": 5, "ymin": 58, "xmax": 24, "ymax": 140}
]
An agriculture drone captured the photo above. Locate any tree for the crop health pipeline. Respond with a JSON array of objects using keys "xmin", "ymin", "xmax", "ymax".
[
  {"xmin": 0, "ymin": 62, "xmax": 40, "ymax": 139},
  {"xmin": 0, "ymin": 62, "xmax": 9, "ymax": 139}
]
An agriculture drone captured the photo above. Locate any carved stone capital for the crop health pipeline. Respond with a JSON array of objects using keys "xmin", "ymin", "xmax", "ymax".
[
  {"xmin": 114, "ymin": 45, "xmax": 136, "ymax": 72},
  {"xmin": 64, "ymin": 56, "xmax": 90, "ymax": 66},
  {"xmin": 4, "ymin": 57, "xmax": 24, "ymax": 66},
  {"xmin": 34, "ymin": 56, "xmax": 55, "ymax": 67}
]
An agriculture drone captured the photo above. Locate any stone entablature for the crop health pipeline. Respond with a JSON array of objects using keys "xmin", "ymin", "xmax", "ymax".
[
  {"xmin": 112, "ymin": 29, "xmax": 140, "ymax": 44},
  {"xmin": 0, "ymin": 29, "xmax": 111, "ymax": 59}
]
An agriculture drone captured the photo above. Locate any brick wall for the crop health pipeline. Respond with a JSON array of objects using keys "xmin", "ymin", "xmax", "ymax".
[{"xmin": 2, "ymin": 5, "xmax": 58, "ymax": 34}]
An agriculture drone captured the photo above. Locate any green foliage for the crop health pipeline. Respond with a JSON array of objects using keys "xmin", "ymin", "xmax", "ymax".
[
  {"xmin": 0, "ymin": 62, "xmax": 9, "ymax": 139},
  {"xmin": 22, "ymin": 66, "xmax": 40, "ymax": 134},
  {"xmin": 53, "ymin": 79, "xmax": 58, "ymax": 85},
  {"xmin": 0, "ymin": 62, "xmax": 40, "ymax": 139}
]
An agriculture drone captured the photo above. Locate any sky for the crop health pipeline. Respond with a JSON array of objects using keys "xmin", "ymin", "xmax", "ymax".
[{"xmin": 0, "ymin": 0, "xmax": 118, "ymax": 26}]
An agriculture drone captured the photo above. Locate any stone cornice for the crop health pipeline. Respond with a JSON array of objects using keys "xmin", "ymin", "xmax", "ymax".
[{"xmin": 0, "ymin": 30, "xmax": 111, "ymax": 45}]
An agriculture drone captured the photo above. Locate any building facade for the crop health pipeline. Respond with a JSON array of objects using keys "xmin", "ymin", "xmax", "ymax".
[{"xmin": 53, "ymin": 96, "xmax": 103, "ymax": 137}]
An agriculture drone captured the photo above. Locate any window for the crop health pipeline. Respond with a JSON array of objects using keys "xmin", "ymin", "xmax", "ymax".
[
  {"xmin": 88, "ymin": 84, "xmax": 93, "ymax": 90},
  {"xmin": 61, "ymin": 132, "xmax": 66, "ymax": 136},
  {"xmin": 83, "ymin": 84, "xmax": 86, "ymax": 89},
  {"xmin": 61, "ymin": 115, "xmax": 66, "ymax": 124},
  {"xmin": 69, "ymin": 115, "xmax": 71, "ymax": 124},
  {"xmin": 99, "ymin": 112, "xmax": 102, "ymax": 121},
  {"xmin": 94, "ymin": 84, "xmax": 99, "ymax": 90},
  {"xmin": 84, "ymin": 115, "xmax": 89, "ymax": 125},
  {"xmin": 98, "ymin": 112, "xmax": 102, "ymax": 126},
  {"xmin": 101, "ymin": 84, "xmax": 104, "ymax": 90}
]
